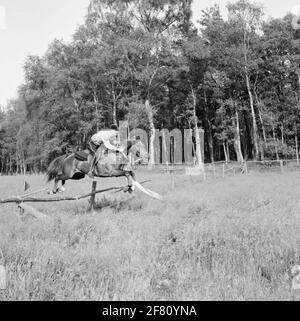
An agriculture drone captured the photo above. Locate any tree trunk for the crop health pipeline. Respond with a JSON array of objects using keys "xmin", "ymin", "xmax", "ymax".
[
  {"xmin": 204, "ymin": 90, "xmax": 214, "ymax": 163},
  {"xmin": 23, "ymin": 159, "xmax": 26, "ymax": 175},
  {"xmin": 191, "ymin": 87, "xmax": 204, "ymax": 169},
  {"xmin": 112, "ymin": 101, "xmax": 117, "ymax": 126},
  {"xmin": 207, "ymin": 126, "xmax": 214, "ymax": 163},
  {"xmin": 226, "ymin": 140, "xmax": 230, "ymax": 162},
  {"xmin": 93, "ymin": 92, "xmax": 100, "ymax": 132},
  {"xmin": 110, "ymin": 81, "xmax": 119, "ymax": 127},
  {"xmin": 245, "ymin": 70, "xmax": 259, "ymax": 159},
  {"xmin": 234, "ymin": 103, "xmax": 244, "ymax": 163},
  {"xmin": 272, "ymin": 127, "xmax": 279, "ymax": 161},
  {"xmin": 296, "ymin": 134, "xmax": 299, "ymax": 164},
  {"xmin": 298, "ymin": 69, "xmax": 300, "ymax": 93},
  {"xmin": 258, "ymin": 107, "xmax": 267, "ymax": 143},
  {"xmin": 162, "ymin": 130, "xmax": 169, "ymax": 168},
  {"xmin": 223, "ymin": 140, "xmax": 229, "ymax": 163},
  {"xmin": 145, "ymin": 99, "xmax": 155, "ymax": 169},
  {"xmin": 260, "ymin": 143, "xmax": 265, "ymax": 161},
  {"xmin": 254, "ymin": 90, "xmax": 267, "ymax": 143},
  {"xmin": 243, "ymin": 31, "xmax": 259, "ymax": 160}
]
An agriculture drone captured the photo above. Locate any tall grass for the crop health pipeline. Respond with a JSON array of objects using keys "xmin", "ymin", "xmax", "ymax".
[{"xmin": 1, "ymin": 172, "xmax": 300, "ymax": 300}]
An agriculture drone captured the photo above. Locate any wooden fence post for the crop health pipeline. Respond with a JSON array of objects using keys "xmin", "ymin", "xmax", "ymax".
[
  {"xmin": 280, "ymin": 160, "xmax": 284, "ymax": 173},
  {"xmin": 19, "ymin": 204, "xmax": 25, "ymax": 218},
  {"xmin": 89, "ymin": 181, "xmax": 97, "ymax": 211},
  {"xmin": 18, "ymin": 203, "xmax": 49, "ymax": 220}
]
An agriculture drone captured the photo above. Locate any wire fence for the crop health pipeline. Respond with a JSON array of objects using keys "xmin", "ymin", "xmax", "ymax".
[
  {"xmin": 203, "ymin": 159, "xmax": 300, "ymax": 179},
  {"xmin": 152, "ymin": 159, "xmax": 300, "ymax": 183}
]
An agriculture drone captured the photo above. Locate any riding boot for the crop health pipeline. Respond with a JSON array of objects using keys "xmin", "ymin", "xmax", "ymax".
[
  {"xmin": 88, "ymin": 145, "xmax": 103, "ymax": 179},
  {"xmin": 88, "ymin": 156, "xmax": 96, "ymax": 179}
]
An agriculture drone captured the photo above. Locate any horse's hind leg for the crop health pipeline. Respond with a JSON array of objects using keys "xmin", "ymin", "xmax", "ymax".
[{"xmin": 49, "ymin": 178, "xmax": 60, "ymax": 195}]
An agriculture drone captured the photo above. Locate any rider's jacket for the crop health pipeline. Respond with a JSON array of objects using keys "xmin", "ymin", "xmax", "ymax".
[{"xmin": 91, "ymin": 129, "xmax": 120, "ymax": 151}]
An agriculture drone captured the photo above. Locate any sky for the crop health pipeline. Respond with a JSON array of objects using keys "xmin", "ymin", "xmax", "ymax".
[{"xmin": 0, "ymin": 0, "xmax": 300, "ymax": 108}]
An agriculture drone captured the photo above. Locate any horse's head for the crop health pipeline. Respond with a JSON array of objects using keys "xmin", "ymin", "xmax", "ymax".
[{"xmin": 127, "ymin": 139, "xmax": 148, "ymax": 165}]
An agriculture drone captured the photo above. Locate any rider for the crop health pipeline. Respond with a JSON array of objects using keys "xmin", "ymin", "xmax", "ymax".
[{"xmin": 88, "ymin": 124, "xmax": 128, "ymax": 179}]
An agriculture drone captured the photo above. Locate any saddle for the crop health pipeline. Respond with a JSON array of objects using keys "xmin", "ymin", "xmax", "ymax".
[
  {"xmin": 74, "ymin": 149, "xmax": 119, "ymax": 162},
  {"xmin": 75, "ymin": 144, "xmax": 126, "ymax": 163},
  {"xmin": 75, "ymin": 147, "xmax": 131, "ymax": 173}
]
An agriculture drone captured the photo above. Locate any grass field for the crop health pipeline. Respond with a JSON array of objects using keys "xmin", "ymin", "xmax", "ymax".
[{"xmin": 1, "ymin": 170, "xmax": 300, "ymax": 301}]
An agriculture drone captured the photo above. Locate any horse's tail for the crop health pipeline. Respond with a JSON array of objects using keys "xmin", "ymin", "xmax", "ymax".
[{"xmin": 46, "ymin": 155, "xmax": 66, "ymax": 182}]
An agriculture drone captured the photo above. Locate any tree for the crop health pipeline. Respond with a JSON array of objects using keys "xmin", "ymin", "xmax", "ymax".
[{"xmin": 226, "ymin": 0, "xmax": 264, "ymax": 159}]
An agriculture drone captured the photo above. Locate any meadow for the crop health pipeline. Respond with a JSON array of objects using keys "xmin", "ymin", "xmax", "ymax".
[{"xmin": 1, "ymin": 169, "xmax": 300, "ymax": 301}]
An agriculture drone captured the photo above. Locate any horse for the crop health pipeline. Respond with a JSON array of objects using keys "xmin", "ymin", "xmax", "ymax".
[{"xmin": 46, "ymin": 139, "xmax": 148, "ymax": 195}]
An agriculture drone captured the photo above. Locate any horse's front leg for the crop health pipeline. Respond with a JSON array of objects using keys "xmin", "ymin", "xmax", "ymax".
[
  {"xmin": 124, "ymin": 172, "xmax": 135, "ymax": 194},
  {"xmin": 58, "ymin": 180, "xmax": 66, "ymax": 193}
]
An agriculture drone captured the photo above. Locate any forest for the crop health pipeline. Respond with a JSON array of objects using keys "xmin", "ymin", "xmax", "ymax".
[{"xmin": 0, "ymin": 0, "xmax": 300, "ymax": 174}]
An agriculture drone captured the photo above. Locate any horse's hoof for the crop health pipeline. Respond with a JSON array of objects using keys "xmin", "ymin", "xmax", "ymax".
[
  {"xmin": 48, "ymin": 191, "xmax": 56, "ymax": 195},
  {"xmin": 128, "ymin": 186, "xmax": 134, "ymax": 194}
]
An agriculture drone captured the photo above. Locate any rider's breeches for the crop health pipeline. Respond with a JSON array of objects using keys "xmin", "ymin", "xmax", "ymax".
[{"xmin": 89, "ymin": 142, "xmax": 103, "ymax": 171}]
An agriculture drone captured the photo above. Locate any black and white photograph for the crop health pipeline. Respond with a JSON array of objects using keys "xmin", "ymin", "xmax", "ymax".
[{"xmin": 0, "ymin": 0, "xmax": 300, "ymax": 305}]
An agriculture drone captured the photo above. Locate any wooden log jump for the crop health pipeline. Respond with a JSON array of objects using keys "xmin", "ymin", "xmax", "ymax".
[
  {"xmin": 18, "ymin": 203, "xmax": 49, "ymax": 220},
  {"xmin": 0, "ymin": 180, "xmax": 152, "ymax": 220},
  {"xmin": 0, "ymin": 180, "xmax": 152, "ymax": 205},
  {"xmin": 88, "ymin": 181, "xmax": 97, "ymax": 211}
]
